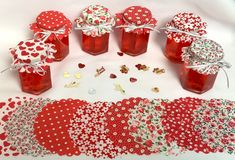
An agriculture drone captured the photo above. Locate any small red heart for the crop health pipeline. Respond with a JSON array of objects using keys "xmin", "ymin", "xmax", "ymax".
[
  {"xmin": 36, "ymin": 46, "xmax": 45, "ymax": 51},
  {"xmin": 25, "ymin": 42, "xmax": 35, "ymax": 47},
  {"xmin": 110, "ymin": 74, "xmax": 117, "ymax": 79},
  {"xmin": 28, "ymin": 48, "xmax": 34, "ymax": 51},
  {"xmin": 117, "ymin": 51, "xmax": 124, "ymax": 56},
  {"xmin": 8, "ymin": 101, "xmax": 15, "ymax": 108},
  {"xmin": 0, "ymin": 133, "xmax": 6, "ymax": 140},
  {"xmin": 21, "ymin": 51, "xmax": 29, "ymax": 56},
  {"xmin": 40, "ymin": 55, "xmax": 46, "ymax": 60},
  {"xmin": 130, "ymin": 77, "xmax": 137, "ymax": 83},
  {"xmin": 19, "ymin": 46, "xmax": 26, "ymax": 50},
  {"xmin": 23, "ymin": 59, "xmax": 31, "ymax": 63},
  {"xmin": 78, "ymin": 63, "xmax": 85, "ymax": 68},
  {"xmin": 31, "ymin": 52, "xmax": 39, "ymax": 57},
  {"xmin": 3, "ymin": 141, "xmax": 10, "ymax": 147},
  {"xmin": 1, "ymin": 115, "xmax": 9, "ymax": 122},
  {"xmin": 18, "ymin": 41, "xmax": 24, "ymax": 46},
  {"xmin": 0, "ymin": 102, "xmax": 6, "ymax": 109},
  {"xmin": 45, "ymin": 58, "xmax": 53, "ymax": 63}
]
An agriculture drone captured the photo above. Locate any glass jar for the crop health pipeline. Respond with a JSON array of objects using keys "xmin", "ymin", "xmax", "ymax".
[
  {"xmin": 30, "ymin": 10, "xmax": 72, "ymax": 61},
  {"xmin": 19, "ymin": 66, "xmax": 52, "ymax": 95},
  {"xmin": 164, "ymin": 12, "xmax": 207, "ymax": 63},
  {"xmin": 180, "ymin": 39, "xmax": 230, "ymax": 94},
  {"xmin": 75, "ymin": 5, "xmax": 115, "ymax": 55},
  {"xmin": 10, "ymin": 39, "xmax": 55, "ymax": 95},
  {"xmin": 82, "ymin": 33, "xmax": 109, "ymax": 55},
  {"xmin": 116, "ymin": 6, "xmax": 157, "ymax": 56}
]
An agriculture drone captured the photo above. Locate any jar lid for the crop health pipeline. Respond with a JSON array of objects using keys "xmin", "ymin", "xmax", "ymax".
[
  {"xmin": 181, "ymin": 39, "xmax": 226, "ymax": 75},
  {"xmin": 30, "ymin": 10, "xmax": 72, "ymax": 41},
  {"xmin": 36, "ymin": 11, "xmax": 70, "ymax": 31},
  {"xmin": 123, "ymin": 6, "xmax": 152, "ymax": 25},
  {"xmin": 116, "ymin": 6, "xmax": 157, "ymax": 34},
  {"xmin": 165, "ymin": 12, "xmax": 207, "ymax": 43},
  {"xmin": 81, "ymin": 5, "xmax": 112, "ymax": 25},
  {"xmin": 190, "ymin": 39, "xmax": 224, "ymax": 63},
  {"xmin": 10, "ymin": 39, "xmax": 56, "ymax": 74}
]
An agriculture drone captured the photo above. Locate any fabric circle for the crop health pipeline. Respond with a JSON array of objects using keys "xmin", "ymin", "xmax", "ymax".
[
  {"xmin": 34, "ymin": 99, "xmax": 87, "ymax": 156},
  {"xmin": 82, "ymin": 5, "xmax": 112, "ymax": 25},
  {"xmin": 37, "ymin": 11, "xmax": 70, "ymax": 31},
  {"xmin": 105, "ymin": 97, "xmax": 152, "ymax": 155},
  {"xmin": 193, "ymin": 99, "xmax": 235, "ymax": 154},
  {"xmin": 30, "ymin": 10, "xmax": 72, "ymax": 41},
  {"xmin": 4, "ymin": 98, "xmax": 53, "ymax": 156},
  {"xmin": 162, "ymin": 97, "xmax": 215, "ymax": 153},
  {"xmin": 123, "ymin": 6, "xmax": 152, "ymax": 25},
  {"xmin": 10, "ymin": 39, "xmax": 55, "ymax": 74},
  {"xmin": 69, "ymin": 102, "xmax": 123, "ymax": 158},
  {"xmin": 128, "ymin": 99, "xmax": 183, "ymax": 155},
  {"xmin": 190, "ymin": 39, "xmax": 224, "ymax": 63},
  {"xmin": 165, "ymin": 12, "xmax": 207, "ymax": 43}
]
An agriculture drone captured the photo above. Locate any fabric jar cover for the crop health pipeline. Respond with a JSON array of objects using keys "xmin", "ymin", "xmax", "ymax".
[
  {"xmin": 75, "ymin": 5, "xmax": 115, "ymax": 37},
  {"xmin": 165, "ymin": 12, "xmax": 207, "ymax": 43},
  {"xmin": 116, "ymin": 6, "xmax": 157, "ymax": 34},
  {"xmin": 181, "ymin": 39, "xmax": 229, "ymax": 75},
  {"xmin": 10, "ymin": 39, "xmax": 56, "ymax": 75},
  {"xmin": 30, "ymin": 10, "xmax": 72, "ymax": 41}
]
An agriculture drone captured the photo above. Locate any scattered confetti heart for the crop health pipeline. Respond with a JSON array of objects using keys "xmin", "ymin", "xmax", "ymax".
[
  {"xmin": 95, "ymin": 66, "xmax": 105, "ymax": 77},
  {"xmin": 74, "ymin": 73, "xmax": 81, "ymax": 79},
  {"xmin": 117, "ymin": 51, "xmax": 124, "ymax": 56},
  {"xmin": 110, "ymin": 74, "xmax": 117, "ymax": 79},
  {"xmin": 152, "ymin": 87, "xmax": 160, "ymax": 93},
  {"xmin": 135, "ymin": 64, "xmax": 150, "ymax": 71},
  {"xmin": 120, "ymin": 65, "xmax": 129, "ymax": 74},
  {"xmin": 114, "ymin": 84, "xmax": 125, "ymax": 95},
  {"xmin": 153, "ymin": 68, "xmax": 165, "ymax": 74},
  {"xmin": 78, "ymin": 63, "xmax": 85, "ymax": 69},
  {"xmin": 64, "ymin": 81, "xmax": 80, "ymax": 88},
  {"xmin": 130, "ymin": 77, "xmax": 137, "ymax": 83}
]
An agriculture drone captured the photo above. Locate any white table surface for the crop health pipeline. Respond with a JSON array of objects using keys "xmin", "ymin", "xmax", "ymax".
[{"xmin": 0, "ymin": 0, "xmax": 235, "ymax": 159}]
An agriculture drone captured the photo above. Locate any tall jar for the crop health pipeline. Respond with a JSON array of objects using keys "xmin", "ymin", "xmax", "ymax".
[
  {"xmin": 116, "ymin": 6, "xmax": 157, "ymax": 56},
  {"xmin": 10, "ymin": 39, "xmax": 56, "ymax": 95},
  {"xmin": 164, "ymin": 12, "xmax": 207, "ymax": 63},
  {"xmin": 75, "ymin": 5, "xmax": 115, "ymax": 55},
  {"xmin": 30, "ymin": 10, "xmax": 72, "ymax": 61},
  {"xmin": 180, "ymin": 39, "xmax": 231, "ymax": 94}
]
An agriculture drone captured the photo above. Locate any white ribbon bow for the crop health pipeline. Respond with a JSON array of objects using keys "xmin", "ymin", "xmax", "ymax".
[
  {"xmin": 75, "ymin": 22, "xmax": 114, "ymax": 35},
  {"xmin": 116, "ymin": 24, "xmax": 159, "ymax": 32},
  {"xmin": 161, "ymin": 26, "xmax": 206, "ymax": 38},
  {"xmin": 187, "ymin": 60, "xmax": 231, "ymax": 88},
  {"xmin": 34, "ymin": 27, "xmax": 66, "ymax": 42}
]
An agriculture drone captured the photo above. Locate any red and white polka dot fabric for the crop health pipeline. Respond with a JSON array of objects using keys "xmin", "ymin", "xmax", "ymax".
[
  {"xmin": 30, "ymin": 10, "xmax": 72, "ymax": 41},
  {"xmin": 162, "ymin": 97, "xmax": 215, "ymax": 153},
  {"xmin": 116, "ymin": 6, "xmax": 157, "ymax": 34},
  {"xmin": 10, "ymin": 39, "xmax": 55, "ymax": 74},
  {"xmin": 105, "ymin": 97, "xmax": 152, "ymax": 155},
  {"xmin": 34, "ymin": 99, "xmax": 88, "ymax": 156},
  {"xmin": 69, "ymin": 102, "xmax": 123, "ymax": 159},
  {"xmin": 165, "ymin": 12, "xmax": 207, "ymax": 43}
]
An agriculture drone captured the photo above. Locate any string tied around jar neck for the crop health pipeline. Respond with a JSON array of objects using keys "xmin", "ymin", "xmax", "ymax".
[
  {"xmin": 186, "ymin": 60, "xmax": 231, "ymax": 88},
  {"xmin": 116, "ymin": 17, "xmax": 159, "ymax": 33},
  {"xmin": 160, "ymin": 26, "xmax": 206, "ymax": 38},
  {"xmin": 34, "ymin": 26, "xmax": 66, "ymax": 42}
]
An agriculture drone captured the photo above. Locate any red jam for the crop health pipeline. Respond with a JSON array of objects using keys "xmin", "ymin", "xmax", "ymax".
[
  {"xmin": 121, "ymin": 30, "xmax": 149, "ymax": 56},
  {"xmin": 18, "ymin": 66, "xmax": 52, "ymax": 95},
  {"xmin": 180, "ymin": 65, "xmax": 217, "ymax": 94},
  {"xmin": 82, "ymin": 33, "xmax": 109, "ymax": 55},
  {"xmin": 165, "ymin": 37, "xmax": 191, "ymax": 63},
  {"xmin": 45, "ymin": 36, "xmax": 69, "ymax": 61}
]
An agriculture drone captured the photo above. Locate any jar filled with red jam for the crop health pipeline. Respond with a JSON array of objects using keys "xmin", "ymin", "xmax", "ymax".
[
  {"xmin": 75, "ymin": 5, "xmax": 115, "ymax": 55},
  {"xmin": 10, "ymin": 39, "xmax": 56, "ymax": 95},
  {"xmin": 30, "ymin": 10, "xmax": 72, "ymax": 61},
  {"xmin": 180, "ymin": 39, "xmax": 231, "ymax": 94},
  {"xmin": 116, "ymin": 6, "xmax": 157, "ymax": 56},
  {"xmin": 164, "ymin": 12, "xmax": 207, "ymax": 63}
]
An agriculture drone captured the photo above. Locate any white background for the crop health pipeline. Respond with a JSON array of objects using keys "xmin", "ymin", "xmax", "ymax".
[{"xmin": 0, "ymin": 0, "xmax": 235, "ymax": 160}]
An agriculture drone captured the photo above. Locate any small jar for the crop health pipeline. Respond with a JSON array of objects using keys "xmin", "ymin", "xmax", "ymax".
[
  {"xmin": 116, "ymin": 6, "xmax": 157, "ymax": 56},
  {"xmin": 75, "ymin": 5, "xmax": 115, "ymax": 55},
  {"xmin": 10, "ymin": 39, "xmax": 56, "ymax": 95},
  {"xmin": 30, "ymin": 10, "xmax": 72, "ymax": 61},
  {"xmin": 180, "ymin": 39, "xmax": 231, "ymax": 94},
  {"xmin": 164, "ymin": 12, "xmax": 207, "ymax": 63}
]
